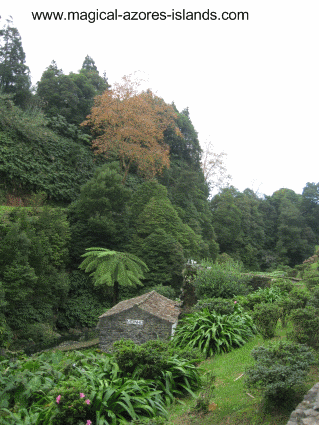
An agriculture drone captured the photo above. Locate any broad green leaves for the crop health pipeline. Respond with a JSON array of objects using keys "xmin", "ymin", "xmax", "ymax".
[
  {"xmin": 172, "ymin": 308, "xmax": 256, "ymax": 358},
  {"xmin": 0, "ymin": 350, "xmax": 170, "ymax": 424}
]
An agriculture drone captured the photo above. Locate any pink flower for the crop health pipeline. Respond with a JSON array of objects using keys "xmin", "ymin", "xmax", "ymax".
[
  {"xmin": 80, "ymin": 393, "xmax": 85, "ymax": 398},
  {"xmin": 85, "ymin": 399, "xmax": 90, "ymax": 405},
  {"xmin": 56, "ymin": 395, "xmax": 61, "ymax": 404},
  {"xmin": 234, "ymin": 301, "xmax": 237, "ymax": 304},
  {"xmin": 86, "ymin": 421, "xmax": 92, "ymax": 425}
]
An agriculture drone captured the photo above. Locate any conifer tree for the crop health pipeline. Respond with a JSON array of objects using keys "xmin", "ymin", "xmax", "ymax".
[{"xmin": 0, "ymin": 17, "xmax": 31, "ymax": 107}]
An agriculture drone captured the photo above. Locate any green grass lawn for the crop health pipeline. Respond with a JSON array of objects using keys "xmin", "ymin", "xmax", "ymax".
[{"xmin": 166, "ymin": 321, "xmax": 319, "ymax": 425}]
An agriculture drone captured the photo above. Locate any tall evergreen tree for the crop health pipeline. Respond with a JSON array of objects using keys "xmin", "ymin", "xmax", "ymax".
[
  {"xmin": 0, "ymin": 17, "xmax": 31, "ymax": 107},
  {"xmin": 160, "ymin": 107, "xmax": 219, "ymax": 259},
  {"xmin": 270, "ymin": 189, "xmax": 315, "ymax": 266},
  {"xmin": 302, "ymin": 182, "xmax": 319, "ymax": 243},
  {"xmin": 36, "ymin": 57, "xmax": 109, "ymax": 125},
  {"xmin": 81, "ymin": 55, "xmax": 98, "ymax": 72},
  {"xmin": 68, "ymin": 162, "xmax": 132, "ymax": 265}
]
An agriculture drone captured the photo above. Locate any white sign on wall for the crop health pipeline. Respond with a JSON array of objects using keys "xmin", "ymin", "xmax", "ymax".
[
  {"xmin": 126, "ymin": 319, "xmax": 144, "ymax": 325},
  {"xmin": 171, "ymin": 321, "xmax": 177, "ymax": 337}
]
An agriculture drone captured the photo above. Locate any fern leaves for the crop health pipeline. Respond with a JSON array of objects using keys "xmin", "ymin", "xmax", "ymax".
[{"xmin": 79, "ymin": 247, "xmax": 148, "ymax": 289}]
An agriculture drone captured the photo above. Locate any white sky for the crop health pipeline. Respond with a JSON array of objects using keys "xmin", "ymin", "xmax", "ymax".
[{"xmin": 2, "ymin": 1, "xmax": 319, "ymax": 197}]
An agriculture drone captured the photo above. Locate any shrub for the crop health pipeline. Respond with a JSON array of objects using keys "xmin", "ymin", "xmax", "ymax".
[
  {"xmin": 235, "ymin": 286, "xmax": 284, "ymax": 314},
  {"xmin": 245, "ymin": 341, "xmax": 315, "ymax": 400},
  {"xmin": 138, "ymin": 284, "xmax": 176, "ymax": 300},
  {"xmin": 172, "ymin": 308, "xmax": 256, "ymax": 358},
  {"xmin": 23, "ymin": 323, "xmax": 60, "ymax": 345},
  {"xmin": 271, "ymin": 278, "xmax": 293, "ymax": 294},
  {"xmin": 0, "ymin": 350, "xmax": 170, "ymax": 424},
  {"xmin": 235, "ymin": 292, "xmax": 265, "ymax": 312},
  {"xmin": 304, "ymin": 269, "xmax": 319, "ymax": 291},
  {"xmin": 289, "ymin": 286, "xmax": 311, "ymax": 308},
  {"xmin": 56, "ymin": 270, "xmax": 109, "ymax": 329},
  {"xmin": 193, "ymin": 260, "xmax": 251, "ymax": 300},
  {"xmin": 48, "ymin": 378, "xmax": 91, "ymax": 425},
  {"xmin": 192, "ymin": 297, "xmax": 235, "ymax": 316},
  {"xmin": 307, "ymin": 287, "xmax": 319, "ymax": 309},
  {"xmin": 276, "ymin": 296, "xmax": 294, "ymax": 328},
  {"xmin": 256, "ymin": 286, "xmax": 285, "ymax": 303},
  {"xmin": 251, "ymin": 303, "xmax": 281, "ymax": 339},
  {"xmin": 288, "ymin": 306, "xmax": 319, "ymax": 349},
  {"xmin": 112, "ymin": 339, "xmax": 204, "ymax": 380},
  {"xmin": 112, "ymin": 339, "xmax": 203, "ymax": 401}
]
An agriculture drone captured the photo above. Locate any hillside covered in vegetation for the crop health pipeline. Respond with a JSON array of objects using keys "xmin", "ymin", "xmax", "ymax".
[{"xmin": 0, "ymin": 17, "xmax": 319, "ymax": 348}]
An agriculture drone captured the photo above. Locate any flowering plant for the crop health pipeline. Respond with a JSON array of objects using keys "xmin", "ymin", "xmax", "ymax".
[{"xmin": 51, "ymin": 382, "xmax": 92, "ymax": 425}]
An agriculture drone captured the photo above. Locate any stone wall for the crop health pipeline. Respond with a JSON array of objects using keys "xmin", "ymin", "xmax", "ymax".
[
  {"xmin": 98, "ymin": 305, "xmax": 174, "ymax": 352},
  {"xmin": 287, "ymin": 382, "xmax": 319, "ymax": 425}
]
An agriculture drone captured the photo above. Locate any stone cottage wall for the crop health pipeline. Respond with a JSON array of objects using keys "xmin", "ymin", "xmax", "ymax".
[
  {"xmin": 286, "ymin": 382, "xmax": 319, "ymax": 425},
  {"xmin": 98, "ymin": 305, "xmax": 174, "ymax": 352}
]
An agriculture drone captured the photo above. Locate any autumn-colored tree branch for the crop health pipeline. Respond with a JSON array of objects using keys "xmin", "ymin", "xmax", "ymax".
[{"xmin": 82, "ymin": 74, "xmax": 182, "ymax": 183}]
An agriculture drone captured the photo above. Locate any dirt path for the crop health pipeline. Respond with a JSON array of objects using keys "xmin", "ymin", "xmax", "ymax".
[{"xmin": 44, "ymin": 338, "xmax": 99, "ymax": 353}]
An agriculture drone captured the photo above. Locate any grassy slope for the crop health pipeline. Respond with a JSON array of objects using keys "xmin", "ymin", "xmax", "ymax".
[{"xmin": 167, "ymin": 322, "xmax": 319, "ymax": 425}]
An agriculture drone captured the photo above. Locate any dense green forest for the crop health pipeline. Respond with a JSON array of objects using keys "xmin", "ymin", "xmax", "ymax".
[{"xmin": 0, "ymin": 17, "xmax": 319, "ymax": 347}]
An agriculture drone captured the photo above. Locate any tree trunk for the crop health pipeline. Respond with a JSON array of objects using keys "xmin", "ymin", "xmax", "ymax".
[{"xmin": 113, "ymin": 281, "xmax": 119, "ymax": 305}]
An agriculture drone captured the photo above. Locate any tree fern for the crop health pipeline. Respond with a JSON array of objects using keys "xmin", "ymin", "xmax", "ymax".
[{"xmin": 79, "ymin": 247, "xmax": 148, "ymax": 304}]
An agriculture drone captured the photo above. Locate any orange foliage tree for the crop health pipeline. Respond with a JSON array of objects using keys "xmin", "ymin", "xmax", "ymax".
[{"xmin": 82, "ymin": 74, "xmax": 181, "ymax": 182}]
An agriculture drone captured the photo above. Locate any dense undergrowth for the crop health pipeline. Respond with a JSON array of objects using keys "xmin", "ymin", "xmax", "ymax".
[
  {"xmin": 0, "ymin": 341, "xmax": 203, "ymax": 425},
  {"xmin": 1, "ymin": 254, "xmax": 319, "ymax": 424}
]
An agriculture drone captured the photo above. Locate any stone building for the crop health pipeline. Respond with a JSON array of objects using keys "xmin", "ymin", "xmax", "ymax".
[{"xmin": 97, "ymin": 291, "xmax": 181, "ymax": 352}]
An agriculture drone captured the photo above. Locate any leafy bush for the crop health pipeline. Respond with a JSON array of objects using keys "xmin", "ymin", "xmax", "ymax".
[
  {"xmin": 113, "ymin": 339, "xmax": 204, "ymax": 377},
  {"xmin": 307, "ymin": 287, "xmax": 319, "ymax": 309},
  {"xmin": 138, "ymin": 284, "xmax": 177, "ymax": 300},
  {"xmin": 23, "ymin": 322, "xmax": 60, "ymax": 345},
  {"xmin": 235, "ymin": 285, "xmax": 285, "ymax": 314},
  {"xmin": 192, "ymin": 297, "xmax": 235, "ymax": 316},
  {"xmin": 235, "ymin": 292, "xmax": 265, "ymax": 312},
  {"xmin": 56, "ymin": 270, "xmax": 109, "ymax": 329},
  {"xmin": 271, "ymin": 278, "xmax": 293, "ymax": 293},
  {"xmin": 304, "ymin": 269, "xmax": 319, "ymax": 290},
  {"xmin": 288, "ymin": 306, "xmax": 319, "ymax": 349},
  {"xmin": 112, "ymin": 339, "xmax": 203, "ymax": 399},
  {"xmin": 276, "ymin": 296, "xmax": 293, "ymax": 328},
  {"xmin": 245, "ymin": 341, "xmax": 315, "ymax": 400},
  {"xmin": 255, "ymin": 286, "xmax": 285, "ymax": 303},
  {"xmin": 172, "ymin": 308, "xmax": 256, "ymax": 358},
  {"xmin": 251, "ymin": 303, "xmax": 281, "ymax": 339},
  {"xmin": 0, "ymin": 350, "xmax": 170, "ymax": 424},
  {"xmin": 193, "ymin": 260, "xmax": 251, "ymax": 299},
  {"xmin": 216, "ymin": 252, "xmax": 236, "ymax": 265},
  {"xmin": 289, "ymin": 286, "xmax": 311, "ymax": 308},
  {"xmin": 276, "ymin": 286, "xmax": 311, "ymax": 328}
]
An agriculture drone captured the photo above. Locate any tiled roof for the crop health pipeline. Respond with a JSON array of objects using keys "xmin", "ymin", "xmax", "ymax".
[{"xmin": 99, "ymin": 291, "xmax": 180, "ymax": 323}]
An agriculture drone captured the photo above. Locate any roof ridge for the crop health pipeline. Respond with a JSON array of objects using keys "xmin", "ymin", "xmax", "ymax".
[{"xmin": 136, "ymin": 290, "xmax": 155, "ymax": 306}]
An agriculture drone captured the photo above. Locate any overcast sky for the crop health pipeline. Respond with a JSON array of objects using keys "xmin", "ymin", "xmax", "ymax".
[{"xmin": 2, "ymin": 1, "xmax": 319, "ymax": 197}]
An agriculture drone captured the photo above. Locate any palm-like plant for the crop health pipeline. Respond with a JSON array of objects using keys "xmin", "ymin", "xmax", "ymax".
[{"xmin": 79, "ymin": 247, "xmax": 149, "ymax": 305}]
